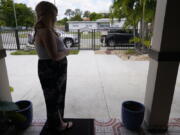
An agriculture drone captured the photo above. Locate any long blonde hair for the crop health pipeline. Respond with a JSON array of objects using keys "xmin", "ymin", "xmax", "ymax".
[{"xmin": 34, "ymin": 1, "xmax": 58, "ymax": 38}]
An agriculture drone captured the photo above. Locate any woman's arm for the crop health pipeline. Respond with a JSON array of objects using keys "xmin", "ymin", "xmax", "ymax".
[{"xmin": 38, "ymin": 28, "xmax": 69, "ymax": 61}]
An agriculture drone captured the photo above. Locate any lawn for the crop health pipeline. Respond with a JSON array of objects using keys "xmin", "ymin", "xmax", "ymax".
[
  {"xmin": 18, "ymin": 33, "xmax": 28, "ymax": 38},
  {"xmin": 81, "ymin": 32, "xmax": 101, "ymax": 39},
  {"xmin": 11, "ymin": 49, "xmax": 79, "ymax": 55},
  {"xmin": 65, "ymin": 31, "xmax": 102, "ymax": 39}
]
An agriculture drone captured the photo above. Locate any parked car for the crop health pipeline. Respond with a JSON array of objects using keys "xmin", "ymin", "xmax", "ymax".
[
  {"xmin": 28, "ymin": 30, "xmax": 79, "ymax": 48},
  {"xmin": 56, "ymin": 30, "xmax": 79, "ymax": 48},
  {"xmin": 100, "ymin": 29, "xmax": 134, "ymax": 47}
]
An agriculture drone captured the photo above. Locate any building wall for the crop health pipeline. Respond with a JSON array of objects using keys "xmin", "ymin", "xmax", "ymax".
[
  {"xmin": 97, "ymin": 22, "xmax": 110, "ymax": 29},
  {"xmin": 110, "ymin": 20, "xmax": 125, "ymax": 28},
  {"xmin": 68, "ymin": 19, "xmax": 124, "ymax": 30},
  {"xmin": 69, "ymin": 22, "xmax": 98, "ymax": 30}
]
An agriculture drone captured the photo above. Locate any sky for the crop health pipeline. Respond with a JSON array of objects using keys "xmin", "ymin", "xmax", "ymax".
[{"xmin": 14, "ymin": 0, "xmax": 113, "ymax": 20}]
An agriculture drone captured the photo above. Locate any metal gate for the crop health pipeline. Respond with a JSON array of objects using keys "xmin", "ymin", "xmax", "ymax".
[
  {"xmin": 0, "ymin": 28, "xmax": 135, "ymax": 51},
  {"xmin": 0, "ymin": 29, "xmax": 33, "ymax": 50}
]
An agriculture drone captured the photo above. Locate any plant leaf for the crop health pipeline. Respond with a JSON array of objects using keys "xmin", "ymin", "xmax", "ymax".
[
  {"xmin": 0, "ymin": 101, "xmax": 19, "ymax": 111},
  {"xmin": 7, "ymin": 111, "xmax": 26, "ymax": 123}
]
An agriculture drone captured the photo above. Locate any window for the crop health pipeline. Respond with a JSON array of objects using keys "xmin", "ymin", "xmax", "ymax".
[
  {"xmin": 86, "ymin": 24, "xmax": 92, "ymax": 27},
  {"xmin": 99, "ymin": 23, "xmax": 110, "ymax": 28},
  {"xmin": 73, "ymin": 24, "xmax": 79, "ymax": 27}
]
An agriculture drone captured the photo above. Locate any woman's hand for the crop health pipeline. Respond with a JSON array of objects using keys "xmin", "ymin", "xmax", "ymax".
[{"xmin": 55, "ymin": 49, "xmax": 69, "ymax": 61}]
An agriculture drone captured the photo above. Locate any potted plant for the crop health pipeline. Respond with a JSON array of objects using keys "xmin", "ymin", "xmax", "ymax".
[
  {"xmin": 122, "ymin": 100, "xmax": 145, "ymax": 130},
  {"xmin": 14, "ymin": 100, "xmax": 33, "ymax": 129},
  {"xmin": 8, "ymin": 86, "xmax": 33, "ymax": 129},
  {"xmin": 0, "ymin": 101, "xmax": 26, "ymax": 135}
]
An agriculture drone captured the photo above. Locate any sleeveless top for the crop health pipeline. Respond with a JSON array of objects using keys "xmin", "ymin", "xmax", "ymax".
[{"xmin": 35, "ymin": 36, "xmax": 66, "ymax": 60}]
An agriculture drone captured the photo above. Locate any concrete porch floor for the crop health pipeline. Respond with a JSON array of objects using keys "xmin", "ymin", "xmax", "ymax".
[{"xmin": 5, "ymin": 50, "xmax": 180, "ymax": 121}]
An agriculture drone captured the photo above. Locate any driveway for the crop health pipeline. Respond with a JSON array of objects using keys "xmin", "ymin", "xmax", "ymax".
[{"xmin": 5, "ymin": 50, "xmax": 180, "ymax": 120}]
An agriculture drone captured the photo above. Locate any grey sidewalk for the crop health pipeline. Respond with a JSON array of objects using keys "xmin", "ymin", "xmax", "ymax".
[{"xmin": 5, "ymin": 50, "xmax": 180, "ymax": 120}]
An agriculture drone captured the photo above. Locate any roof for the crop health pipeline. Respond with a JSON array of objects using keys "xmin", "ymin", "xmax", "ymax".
[
  {"xmin": 67, "ymin": 21, "xmax": 97, "ymax": 23},
  {"xmin": 96, "ymin": 18, "xmax": 125, "ymax": 22}
]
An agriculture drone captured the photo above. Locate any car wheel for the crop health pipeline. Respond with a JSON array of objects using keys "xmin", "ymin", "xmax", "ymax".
[
  {"xmin": 108, "ymin": 39, "xmax": 115, "ymax": 47},
  {"xmin": 64, "ymin": 38, "xmax": 73, "ymax": 48}
]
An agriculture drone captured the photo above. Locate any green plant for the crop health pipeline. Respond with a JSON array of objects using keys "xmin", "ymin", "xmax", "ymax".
[
  {"xmin": 0, "ymin": 101, "xmax": 26, "ymax": 133},
  {"xmin": 129, "ymin": 37, "xmax": 141, "ymax": 44},
  {"xmin": 10, "ymin": 86, "xmax": 14, "ymax": 92},
  {"xmin": 130, "ymin": 37, "xmax": 151, "ymax": 48},
  {"xmin": 143, "ymin": 40, "xmax": 151, "ymax": 48}
]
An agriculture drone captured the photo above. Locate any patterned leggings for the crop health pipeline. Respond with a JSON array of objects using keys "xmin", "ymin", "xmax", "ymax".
[{"xmin": 38, "ymin": 57, "xmax": 67, "ymax": 128}]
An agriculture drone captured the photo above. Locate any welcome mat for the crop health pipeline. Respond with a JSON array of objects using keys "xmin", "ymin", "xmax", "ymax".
[
  {"xmin": 17, "ymin": 118, "xmax": 94, "ymax": 135},
  {"xmin": 17, "ymin": 118, "xmax": 180, "ymax": 135},
  {"xmin": 40, "ymin": 118, "xmax": 94, "ymax": 135}
]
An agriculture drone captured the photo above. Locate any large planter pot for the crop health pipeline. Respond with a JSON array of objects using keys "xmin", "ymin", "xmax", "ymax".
[
  {"xmin": 15, "ymin": 100, "xmax": 33, "ymax": 129},
  {"xmin": 122, "ymin": 101, "xmax": 145, "ymax": 130}
]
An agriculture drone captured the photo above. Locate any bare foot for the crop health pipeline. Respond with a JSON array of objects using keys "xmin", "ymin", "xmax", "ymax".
[{"xmin": 56, "ymin": 121, "xmax": 73, "ymax": 132}]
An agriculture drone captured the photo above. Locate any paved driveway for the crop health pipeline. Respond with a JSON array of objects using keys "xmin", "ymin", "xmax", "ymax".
[{"xmin": 5, "ymin": 50, "xmax": 180, "ymax": 120}]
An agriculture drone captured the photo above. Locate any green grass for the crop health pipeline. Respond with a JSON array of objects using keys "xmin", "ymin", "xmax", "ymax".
[
  {"xmin": 69, "ymin": 50, "xmax": 79, "ymax": 54},
  {"xmin": 11, "ymin": 49, "xmax": 79, "ymax": 55},
  {"xmin": 0, "ymin": 31, "xmax": 12, "ymax": 34},
  {"xmin": 19, "ymin": 33, "xmax": 28, "ymax": 38},
  {"xmin": 11, "ymin": 50, "xmax": 37, "ymax": 55},
  {"xmin": 66, "ymin": 32, "xmax": 78, "ymax": 34},
  {"xmin": 125, "ymin": 49, "xmax": 137, "ymax": 55},
  {"xmin": 81, "ymin": 32, "xmax": 101, "ymax": 39},
  {"xmin": 95, "ymin": 45, "xmax": 101, "ymax": 49}
]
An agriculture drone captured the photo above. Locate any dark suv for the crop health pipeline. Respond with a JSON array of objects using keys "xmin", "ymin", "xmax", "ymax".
[{"xmin": 101, "ymin": 29, "xmax": 134, "ymax": 47}]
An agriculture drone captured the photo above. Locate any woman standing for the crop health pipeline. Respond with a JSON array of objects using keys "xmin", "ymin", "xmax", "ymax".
[{"xmin": 34, "ymin": 1, "xmax": 73, "ymax": 133}]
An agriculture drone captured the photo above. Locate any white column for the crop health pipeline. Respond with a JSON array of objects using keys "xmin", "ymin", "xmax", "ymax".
[
  {"xmin": 144, "ymin": 0, "xmax": 180, "ymax": 131},
  {"xmin": 0, "ymin": 33, "xmax": 12, "ymax": 102}
]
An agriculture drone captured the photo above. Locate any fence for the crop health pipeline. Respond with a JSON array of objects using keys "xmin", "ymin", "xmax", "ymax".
[
  {"xmin": 0, "ymin": 28, "xmax": 136, "ymax": 51},
  {"xmin": 0, "ymin": 29, "xmax": 33, "ymax": 50}
]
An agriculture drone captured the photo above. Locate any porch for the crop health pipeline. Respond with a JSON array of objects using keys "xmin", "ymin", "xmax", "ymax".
[
  {"xmin": 5, "ymin": 51, "xmax": 180, "ymax": 134},
  {"xmin": 1, "ymin": 0, "xmax": 180, "ymax": 134}
]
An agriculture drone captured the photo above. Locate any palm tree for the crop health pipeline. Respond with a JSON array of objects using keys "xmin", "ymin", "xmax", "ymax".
[{"xmin": 111, "ymin": 0, "xmax": 156, "ymax": 40}]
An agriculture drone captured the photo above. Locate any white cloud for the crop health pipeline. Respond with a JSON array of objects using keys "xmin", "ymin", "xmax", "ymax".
[{"xmin": 14, "ymin": 0, "xmax": 112, "ymax": 19}]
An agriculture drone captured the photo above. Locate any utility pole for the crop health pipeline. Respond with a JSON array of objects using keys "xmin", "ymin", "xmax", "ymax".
[
  {"xmin": 54, "ymin": 0, "xmax": 56, "ymax": 5},
  {"xmin": 12, "ymin": 0, "xmax": 18, "ymax": 28}
]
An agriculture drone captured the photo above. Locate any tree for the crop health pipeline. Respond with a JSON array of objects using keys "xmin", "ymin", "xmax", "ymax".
[
  {"xmin": 64, "ymin": 9, "xmax": 74, "ymax": 18},
  {"xmin": 0, "ymin": 0, "xmax": 35, "ymax": 27},
  {"xmin": 0, "ymin": 4, "xmax": 6, "ymax": 26},
  {"xmin": 89, "ymin": 12, "xmax": 103, "ymax": 21},
  {"xmin": 69, "ymin": 9, "xmax": 83, "ymax": 21},
  {"xmin": 110, "ymin": 0, "xmax": 156, "ymax": 39},
  {"xmin": 64, "ymin": 8, "xmax": 83, "ymax": 21},
  {"xmin": 74, "ymin": 9, "xmax": 82, "ymax": 16},
  {"xmin": 101, "ymin": 13, "xmax": 110, "ymax": 18},
  {"xmin": 0, "ymin": 0, "xmax": 15, "ymax": 26},
  {"xmin": 15, "ymin": 3, "xmax": 35, "ymax": 27},
  {"xmin": 83, "ymin": 10, "xmax": 90, "ymax": 18},
  {"xmin": 57, "ymin": 17, "xmax": 68, "ymax": 26},
  {"xmin": 70, "ymin": 15, "xmax": 82, "ymax": 21}
]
